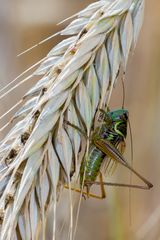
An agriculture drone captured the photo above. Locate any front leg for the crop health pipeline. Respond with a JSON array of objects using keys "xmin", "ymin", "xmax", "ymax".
[{"xmin": 64, "ymin": 120, "xmax": 90, "ymax": 139}]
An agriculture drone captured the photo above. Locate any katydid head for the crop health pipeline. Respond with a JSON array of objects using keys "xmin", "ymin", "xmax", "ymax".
[
  {"xmin": 107, "ymin": 109, "xmax": 128, "ymax": 122},
  {"xmin": 103, "ymin": 109, "xmax": 129, "ymax": 139}
]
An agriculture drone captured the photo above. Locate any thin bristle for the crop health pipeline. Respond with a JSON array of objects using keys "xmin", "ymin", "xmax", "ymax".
[
  {"xmin": 0, "ymin": 75, "xmax": 34, "ymax": 100},
  {"xmin": 17, "ymin": 32, "xmax": 60, "ymax": 57},
  {"xmin": 0, "ymin": 100, "xmax": 23, "ymax": 121},
  {"xmin": 57, "ymin": 13, "xmax": 78, "ymax": 26},
  {"xmin": 0, "ymin": 57, "xmax": 46, "ymax": 96}
]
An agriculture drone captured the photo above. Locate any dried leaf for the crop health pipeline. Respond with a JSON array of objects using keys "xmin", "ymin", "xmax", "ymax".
[
  {"xmin": 61, "ymin": 18, "xmax": 88, "ymax": 35},
  {"xmin": 84, "ymin": 65, "xmax": 100, "ymax": 117},
  {"xmin": 18, "ymin": 215, "xmax": 25, "ymax": 240},
  {"xmin": 1, "ymin": 118, "xmax": 29, "ymax": 145},
  {"xmin": 47, "ymin": 36, "xmax": 76, "ymax": 57},
  {"xmin": 29, "ymin": 190, "xmax": 39, "ymax": 240},
  {"xmin": 83, "ymin": 17, "xmax": 116, "ymax": 41},
  {"xmin": 103, "ymin": 0, "xmax": 132, "ymax": 17},
  {"xmin": 78, "ymin": 1, "xmax": 104, "ymax": 18},
  {"xmin": 59, "ymin": 52, "xmax": 92, "ymax": 81},
  {"xmin": 48, "ymin": 140, "xmax": 60, "ymax": 190},
  {"xmin": 66, "ymin": 101, "xmax": 81, "ymax": 174},
  {"xmin": 131, "ymin": 0, "xmax": 145, "ymax": 46},
  {"xmin": 76, "ymin": 35, "xmax": 102, "ymax": 59},
  {"xmin": 39, "ymin": 170, "xmax": 50, "ymax": 209},
  {"xmin": 95, "ymin": 45, "xmax": 110, "ymax": 107},
  {"xmin": 34, "ymin": 56, "xmax": 60, "ymax": 75},
  {"xmin": 13, "ymin": 149, "xmax": 44, "ymax": 218},
  {"xmin": 24, "ymin": 198, "xmax": 31, "ymax": 240},
  {"xmin": 54, "ymin": 127, "xmax": 73, "ymax": 177},
  {"xmin": 76, "ymin": 81, "xmax": 92, "ymax": 134},
  {"xmin": 48, "ymin": 71, "xmax": 79, "ymax": 97},
  {"xmin": 120, "ymin": 12, "xmax": 133, "ymax": 68},
  {"xmin": 24, "ymin": 76, "xmax": 49, "ymax": 99},
  {"xmin": 23, "ymin": 111, "xmax": 59, "ymax": 158},
  {"xmin": 12, "ymin": 97, "xmax": 38, "ymax": 121},
  {"xmin": 107, "ymin": 29, "xmax": 120, "ymax": 82}
]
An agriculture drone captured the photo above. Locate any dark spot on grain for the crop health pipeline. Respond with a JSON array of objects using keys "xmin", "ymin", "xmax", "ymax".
[
  {"xmin": 21, "ymin": 132, "xmax": 30, "ymax": 144},
  {"xmin": 33, "ymin": 110, "xmax": 40, "ymax": 119},
  {"xmin": 5, "ymin": 148, "xmax": 18, "ymax": 165},
  {"xmin": 5, "ymin": 194, "xmax": 14, "ymax": 208},
  {"xmin": 79, "ymin": 28, "xmax": 88, "ymax": 39},
  {"xmin": 0, "ymin": 210, "xmax": 4, "ymax": 224}
]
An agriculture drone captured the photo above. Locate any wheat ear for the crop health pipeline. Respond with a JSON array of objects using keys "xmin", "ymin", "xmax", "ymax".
[{"xmin": 0, "ymin": 0, "xmax": 145, "ymax": 239}]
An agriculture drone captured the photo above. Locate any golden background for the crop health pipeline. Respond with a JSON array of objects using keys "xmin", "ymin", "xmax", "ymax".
[{"xmin": 0, "ymin": 1, "xmax": 160, "ymax": 239}]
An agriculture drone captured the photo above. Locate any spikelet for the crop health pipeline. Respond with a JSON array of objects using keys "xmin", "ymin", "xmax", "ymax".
[{"xmin": 0, "ymin": 0, "xmax": 145, "ymax": 239}]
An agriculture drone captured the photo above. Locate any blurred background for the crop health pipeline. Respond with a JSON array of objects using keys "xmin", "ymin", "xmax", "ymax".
[{"xmin": 0, "ymin": 0, "xmax": 160, "ymax": 239}]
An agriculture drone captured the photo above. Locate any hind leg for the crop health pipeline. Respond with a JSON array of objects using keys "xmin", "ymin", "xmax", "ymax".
[{"xmin": 64, "ymin": 173, "xmax": 106, "ymax": 199}]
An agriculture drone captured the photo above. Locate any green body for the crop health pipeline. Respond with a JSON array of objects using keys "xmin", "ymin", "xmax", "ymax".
[{"xmin": 80, "ymin": 109, "xmax": 128, "ymax": 187}]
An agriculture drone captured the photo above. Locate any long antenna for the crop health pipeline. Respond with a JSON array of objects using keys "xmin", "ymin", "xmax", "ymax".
[
  {"xmin": 121, "ymin": 74, "xmax": 126, "ymax": 109},
  {"xmin": 128, "ymin": 117, "xmax": 134, "ymax": 225},
  {"xmin": 121, "ymin": 73, "xmax": 134, "ymax": 224}
]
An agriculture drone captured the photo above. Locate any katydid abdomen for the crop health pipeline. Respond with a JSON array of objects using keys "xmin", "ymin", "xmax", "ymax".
[{"xmin": 80, "ymin": 145, "xmax": 105, "ymax": 186}]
